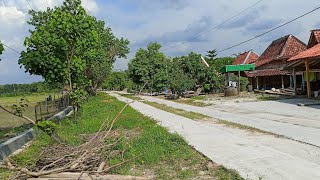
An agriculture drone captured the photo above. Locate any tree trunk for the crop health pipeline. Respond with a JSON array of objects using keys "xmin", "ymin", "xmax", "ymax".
[{"xmin": 67, "ymin": 45, "xmax": 75, "ymax": 93}]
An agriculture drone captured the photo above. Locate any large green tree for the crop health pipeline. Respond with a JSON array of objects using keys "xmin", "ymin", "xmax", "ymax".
[
  {"xmin": 82, "ymin": 20, "xmax": 129, "ymax": 94},
  {"xmin": 20, "ymin": 0, "xmax": 97, "ymax": 91},
  {"xmin": 19, "ymin": 0, "xmax": 129, "ymax": 95},
  {"xmin": 128, "ymin": 42, "xmax": 169, "ymax": 91}
]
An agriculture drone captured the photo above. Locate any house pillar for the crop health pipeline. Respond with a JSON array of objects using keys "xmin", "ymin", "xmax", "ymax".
[
  {"xmin": 256, "ymin": 77, "xmax": 259, "ymax": 90},
  {"xmin": 305, "ymin": 59, "xmax": 311, "ymax": 98},
  {"xmin": 281, "ymin": 75, "xmax": 284, "ymax": 89},
  {"xmin": 238, "ymin": 70, "xmax": 241, "ymax": 96},
  {"xmin": 293, "ymin": 68, "xmax": 297, "ymax": 95},
  {"xmin": 302, "ymin": 72, "xmax": 305, "ymax": 92},
  {"xmin": 263, "ymin": 76, "xmax": 266, "ymax": 90}
]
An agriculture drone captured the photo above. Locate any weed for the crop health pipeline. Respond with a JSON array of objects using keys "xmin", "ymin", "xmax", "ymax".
[
  {"xmin": 143, "ymin": 101, "xmax": 209, "ymax": 120},
  {"xmin": 173, "ymin": 98, "xmax": 211, "ymax": 107}
]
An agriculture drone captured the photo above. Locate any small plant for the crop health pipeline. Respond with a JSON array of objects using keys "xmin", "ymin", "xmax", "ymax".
[
  {"xmin": 11, "ymin": 97, "xmax": 29, "ymax": 117},
  {"xmin": 36, "ymin": 120, "xmax": 57, "ymax": 137}
]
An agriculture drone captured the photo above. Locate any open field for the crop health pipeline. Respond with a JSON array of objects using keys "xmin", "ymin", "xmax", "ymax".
[
  {"xmin": 0, "ymin": 93, "xmax": 59, "ymax": 127},
  {"xmin": 0, "ymin": 93, "xmax": 59, "ymax": 142},
  {"xmin": 0, "ymin": 93, "xmax": 242, "ymax": 179}
]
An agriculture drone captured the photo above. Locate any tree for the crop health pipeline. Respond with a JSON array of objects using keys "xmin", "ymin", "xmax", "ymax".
[
  {"xmin": 128, "ymin": 42, "xmax": 169, "ymax": 91},
  {"xmin": 167, "ymin": 63, "xmax": 195, "ymax": 95},
  {"xmin": 19, "ymin": 0, "xmax": 97, "ymax": 91},
  {"xmin": 0, "ymin": 42, "xmax": 4, "ymax": 61},
  {"xmin": 19, "ymin": 0, "xmax": 129, "ymax": 96},
  {"xmin": 83, "ymin": 21, "xmax": 129, "ymax": 94},
  {"xmin": 102, "ymin": 71, "xmax": 129, "ymax": 90}
]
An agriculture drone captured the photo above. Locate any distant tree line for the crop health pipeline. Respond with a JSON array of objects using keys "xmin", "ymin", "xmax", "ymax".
[{"xmin": 0, "ymin": 82, "xmax": 56, "ymax": 96}]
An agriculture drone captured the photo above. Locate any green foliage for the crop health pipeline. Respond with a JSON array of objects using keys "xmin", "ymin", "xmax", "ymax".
[
  {"xmin": 127, "ymin": 45, "xmax": 236, "ymax": 94},
  {"xmin": 128, "ymin": 42, "xmax": 169, "ymax": 91},
  {"xmin": 0, "ymin": 82, "xmax": 57, "ymax": 96},
  {"xmin": 205, "ymin": 55, "xmax": 235, "ymax": 93},
  {"xmin": 36, "ymin": 120, "xmax": 57, "ymax": 136},
  {"xmin": 102, "ymin": 71, "xmax": 130, "ymax": 91},
  {"xmin": 19, "ymin": 0, "xmax": 94, "ymax": 86},
  {"xmin": 19, "ymin": 0, "xmax": 129, "ymax": 94},
  {"xmin": 0, "ymin": 42, "xmax": 4, "ymax": 61},
  {"xmin": 8, "ymin": 93, "xmax": 242, "ymax": 179},
  {"xmin": 69, "ymin": 85, "xmax": 88, "ymax": 107},
  {"xmin": 167, "ymin": 63, "xmax": 195, "ymax": 95}
]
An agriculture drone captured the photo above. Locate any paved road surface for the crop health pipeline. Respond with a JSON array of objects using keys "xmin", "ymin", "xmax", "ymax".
[
  {"xmin": 109, "ymin": 93, "xmax": 320, "ymax": 180},
  {"xmin": 139, "ymin": 96, "xmax": 320, "ymax": 147}
]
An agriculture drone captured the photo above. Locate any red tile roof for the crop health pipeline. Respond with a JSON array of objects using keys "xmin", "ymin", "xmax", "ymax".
[
  {"xmin": 232, "ymin": 50, "xmax": 259, "ymax": 65},
  {"xmin": 255, "ymin": 35, "xmax": 307, "ymax": 67},
  {"xmin": 245, "ymin": 68, "xmax": 290, "ymax": 77},
  {"xmin": 307, "ymin": 29, "xmax": 320, "ymax": 48},
  {"xmin": 288, "ymin": 43, "xmax": 320, "ymax": 61},
  {"xmin": 245, "ymin": 69, "xmax": 303, "ymax": 77}
]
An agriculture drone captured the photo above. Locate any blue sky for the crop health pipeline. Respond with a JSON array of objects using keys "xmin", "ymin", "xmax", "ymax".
[{"xmin": 1, "ymin": 0, "xmax": 320, "ymax": 84}]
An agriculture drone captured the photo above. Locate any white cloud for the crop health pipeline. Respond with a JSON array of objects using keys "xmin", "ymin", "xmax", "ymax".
[
  {"xmin": 0, "ymin": 6, "xmax": 25, "ymax": 26},
  {"xmin": 82, "ymin": 0, "xmax": 99, "ymax": 14}
]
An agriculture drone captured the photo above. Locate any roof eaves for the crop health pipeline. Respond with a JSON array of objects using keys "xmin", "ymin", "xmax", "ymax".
[{"xmin": 242, "ymin": 50, "xmax": 252, "ymax": 64}]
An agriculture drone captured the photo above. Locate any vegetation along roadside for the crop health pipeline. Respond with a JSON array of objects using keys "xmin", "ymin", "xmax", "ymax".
[{"xmin": 0, "ymin": 94, "xmax": 243, "ymax": 180}]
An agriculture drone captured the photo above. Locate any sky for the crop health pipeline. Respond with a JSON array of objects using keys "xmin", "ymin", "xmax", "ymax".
[{"xmin": 0, "ymin": 0, "xmax": 320, "ymax": 84}]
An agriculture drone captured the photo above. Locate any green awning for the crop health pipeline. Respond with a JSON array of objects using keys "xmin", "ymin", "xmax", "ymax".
[{"xmin": 220, "ymin": 64, "xmax": 255, "ymax": 73}]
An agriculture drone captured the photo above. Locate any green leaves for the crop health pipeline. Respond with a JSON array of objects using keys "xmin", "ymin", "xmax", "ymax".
[
  {"xmin": 18, "ymin": 0, "xmax": 129, "ymax": 94},
  {"xmin": 0, "ymin": 42, "xmax": 4, "ymax": 61},
  {"xmin": 128, "ymin": 42, "xmax": 169, "ymax": 91}
]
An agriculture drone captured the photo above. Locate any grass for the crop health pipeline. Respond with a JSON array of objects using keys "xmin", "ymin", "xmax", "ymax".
[
  {"xmin": 143, "ymin": 101, "xmax": 209, "ymax": 120},
  {"xmin": 0, "ymin": 124, "xmax": 34, "ymax": 143},
  {"xmin": 2, "ymin": 93, "xmax": 243, "ymax": 180},
  {"xmin": 216, "ymin": 119, "xmax": 281, "ymax": 137},
  {"xmin": 190, "ymin": 95, "xmax": 207, "ymax": 101},
  {"xmin": 120, "ymin": 94, "xmax": 143, "ymax": 101},
  {"xmin": 173, "ymin": 98, "xmax": 211, "ymax": 107}
]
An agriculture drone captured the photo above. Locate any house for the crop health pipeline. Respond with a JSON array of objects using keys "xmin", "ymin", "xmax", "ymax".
[
  {"xmin": 245, "ymin": 35, "xmax": 307, "ymax": 90},
  {"xmin": 286, "ymin": 30, "xmax": 320, "ymax": 97},
  {"xmin": 232, "ymin": 50, "xmax": 259, "ymax": 65}
]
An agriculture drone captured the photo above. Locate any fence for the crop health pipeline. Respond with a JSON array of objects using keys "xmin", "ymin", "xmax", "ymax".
[{"xmin": 34, "ymin": 95, "xmax": 70, "ymax": 121}]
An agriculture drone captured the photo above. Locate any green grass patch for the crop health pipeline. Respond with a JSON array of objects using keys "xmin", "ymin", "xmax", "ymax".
[
  {"xmin": 256, "ymin": 94, "xmax": 294, "ymax": 101},
  {"xmin": 216, "ymin": 119, "xmax": 281, "ymax": 137},
  {"xmin": 143, "ymin": 101, "xmax": 209, "ymax": 120},
  {"xmin": 120, "ymin": 94, "xmax": 143, "ymax": 101},
  {"xmin": 173, "ymin": 98, "xmax": 211, "ymax": 107},
  {"xmin": 191, "ymin": 95, "xmax": 207, "ymax": 101},
  {"xmin": 5, "ymin": 93, "xmax": 242, "ymax": 179}
]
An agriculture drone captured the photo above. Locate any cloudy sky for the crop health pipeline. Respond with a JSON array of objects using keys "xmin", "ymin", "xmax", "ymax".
[{"xmin": 1, "ymin": 0, "xmax": 320, "ymax": 84}]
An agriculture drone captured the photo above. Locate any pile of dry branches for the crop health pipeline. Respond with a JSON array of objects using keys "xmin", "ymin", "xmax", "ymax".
[{"xmin": 1, "ymin": 103, "xmax": 137, "ymax": 179}]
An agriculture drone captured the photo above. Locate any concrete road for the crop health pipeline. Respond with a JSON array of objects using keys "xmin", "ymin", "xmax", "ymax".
[
  {"xmin": 139, "ymin": 96, "xmax": 320, "ymax": 147},
  {"xmin": 109, "ymin": 93, "xmax": 320, "ymax": 180}
]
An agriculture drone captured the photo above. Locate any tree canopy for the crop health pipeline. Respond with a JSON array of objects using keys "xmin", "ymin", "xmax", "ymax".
[
  {"xmin": 19, "ymin": 0, "xmax": 129, "ymax": 94},
  {"xmin": 128, "ymin": 42, "xmax": 169, "ymax": 91}
]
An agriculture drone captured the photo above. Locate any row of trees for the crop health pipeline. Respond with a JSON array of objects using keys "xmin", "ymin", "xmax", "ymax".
[
  {"xmin": 19, "ymin": 0, "xmax": 129, "ymax": 97},
  {"xmin": 0, "ymin": 82, "xmax": 56, "ymax": 96},
  {"xmin": 127, "ymin": 42, "xmax": 240, "ymax": 94}
]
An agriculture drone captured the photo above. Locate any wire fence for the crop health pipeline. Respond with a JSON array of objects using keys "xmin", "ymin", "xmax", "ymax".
[{"xmin": 34, "ymin": 95, "xmax": 70, "ymax": 121}]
